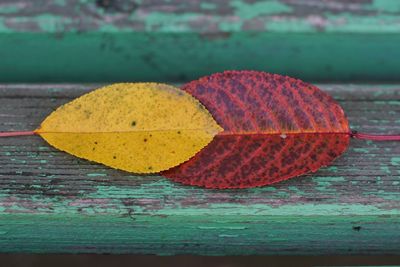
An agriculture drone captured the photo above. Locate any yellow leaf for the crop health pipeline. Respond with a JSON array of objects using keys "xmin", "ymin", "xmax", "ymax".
[{"xmin": 35, "ymin": 83, "xmax": 223, "ymax": 173}]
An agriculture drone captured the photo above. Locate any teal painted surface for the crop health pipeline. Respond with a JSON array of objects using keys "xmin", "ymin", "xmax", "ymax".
[
  {"xmin": 1, "ymin": 32, "xmax": 400, "ymax": 82},
  {"xmin": 0, "ymin": 84, "xmax": 399, "ymax": 254},
  {"xmin": 0, "ymin": 0, "xmax": 400, "ymax": 34},
  {"xmin": 1, "ymin": 214, "xmax": 400, "ymax": 254},
  {"xmin": 0, "ymin": 0, "xmax": 400, "ymax": 82}
]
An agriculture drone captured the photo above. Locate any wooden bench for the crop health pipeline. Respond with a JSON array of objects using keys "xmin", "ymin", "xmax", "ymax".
[
  {"xmin": 1, "ymin": 84, "xmax": 399, "ymax": 254},
  {"xmin": 0, "ymin": 0, "xmax": 400, "ymax": 255}
]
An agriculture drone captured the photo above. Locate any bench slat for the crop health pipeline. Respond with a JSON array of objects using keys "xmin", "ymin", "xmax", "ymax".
[
  {"xmin": 0, "ymin": 84, "xmax": 399, "ymax": 254},
  {"xmin": 1, "ymin": 0, "xmax": 400, "ymax": 82}
]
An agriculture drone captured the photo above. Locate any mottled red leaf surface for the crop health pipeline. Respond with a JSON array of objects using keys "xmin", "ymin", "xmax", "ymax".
[{"xmin": 162, "ymin": 71, "xmax": 350, "ymax": 189}]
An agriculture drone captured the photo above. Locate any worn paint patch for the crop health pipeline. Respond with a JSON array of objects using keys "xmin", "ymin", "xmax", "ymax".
[
  {"xmin": 353, "ymin": 148, "xmax": 370, "ymax": 153},
  {"xmin": 230, "ymin": 0, "xmax": 292, "ymax": 19},
  {"xmin": 266, "ymin": 20, "xmax": 314, "ymax": 32},
  {"xmin": 322, "ymin": 13, "xmax": 400, "ymax": 33},
  {"xmin": 0, "ymin": 4, "xmax": 18, "ymax": 14},
  {"xmin": 87, "ymin": 173, "xmax": 107, "ymax": 177},
  {"xmin": 0, "ymin": 0, "xmax": 400, "ymax": 34},
  {"xmin": 391, "ymin": 157, "xmax": 400, "ymax": 166},
  {"xmin": 313, "ymin": 176, "xmax": 346, "ymax": 191},
  {"xmin": 370, "ymin": 0, "xmax": 400, "ymax": 13},
  {"xmin": 140, "ymin": 12, "xmax": 202, "ymax": 32},
  {"xmin": 380, "ymin": 166, "xmax": 391, "ymax": 174},
  {"xmin": 157, "ymin": 203, "xmax": 400, "ymax": 216},
  {"xmin": 200, "ymin": 2, "xmax": 217, "ymax": 10}
]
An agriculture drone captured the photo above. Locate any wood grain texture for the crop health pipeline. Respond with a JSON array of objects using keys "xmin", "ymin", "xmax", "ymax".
[
  {"xmin": 1, "ymin": 0, "xmax": 400, "ymax": 33},
  {"xmin": 0, "ymin": 0, "xmax": 400, "ymax": 82},
  {"xmin": 0, "ymin": 84, "xmax": 399, "ymax": 254}
]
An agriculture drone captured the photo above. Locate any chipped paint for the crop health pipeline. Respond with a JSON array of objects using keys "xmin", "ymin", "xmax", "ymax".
[
  {"xmin": 0, "ymin": 0, "xmax": 399, "ymax": 34},
  {"xmin": 391, "ymin": 157, "xmax": 400, "ymax": 166},
  {"xmin": 199, "ymin": 2, "xmax": 217, "ymax": 10},
  {"xmin": 87, "ymin": 173, "xmax": 108, "ymax": 177},
  {"xmin": 230, "ymin": 0, "xmax": 292, "ymax": 20},
  {"xmin": 370, "ymin": 0, "xmax": 400, "ymax": 13}
]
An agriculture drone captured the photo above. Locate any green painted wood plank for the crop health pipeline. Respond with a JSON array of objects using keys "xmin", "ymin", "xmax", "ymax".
[
  {"xmin": 1, "ymin": 32, "xmax": 400, "ymax": 83},
  {"xmin": 0, "ymin": 0, "xmax": 400, "ymax": 82},
  {"xmin": 0, "ymin": 84, "xmax": 399, "ymax": 254},
  {"xmin": 1, "ymin": 214, "xmax": 400, "ymax": 255}
]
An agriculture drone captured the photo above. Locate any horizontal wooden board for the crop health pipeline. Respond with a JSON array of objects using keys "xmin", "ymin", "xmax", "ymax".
[
  {"xmin": 0, "ymin": 84, "xmax": 399, "ymax": 254},
  {"xmin": 0, "ymin": 0, "xmax": 400, "ymax": 82}
]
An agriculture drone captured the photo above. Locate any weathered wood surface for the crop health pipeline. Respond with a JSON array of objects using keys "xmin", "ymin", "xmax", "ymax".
[
  {"xmin": 0, "ymin": 84, "xmax": 399, "ymax": 255},
  {"xmin": 0, "ymin": 0, "xmax": 400, "ymax": 82},
  {"xmin": 1, "ymin": 0, "xmax": 400, "ymax": 33}
]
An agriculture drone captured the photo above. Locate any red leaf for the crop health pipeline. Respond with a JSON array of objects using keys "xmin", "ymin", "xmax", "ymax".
[{"xmin": 162, "ymin": 71, "xmax": 350, "ymax": 188}]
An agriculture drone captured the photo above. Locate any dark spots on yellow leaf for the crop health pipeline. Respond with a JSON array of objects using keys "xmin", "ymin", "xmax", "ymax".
[
  {"xmin": 38, "ymin": 82, "xmax": 221, "ymax": 174},
  {"xmin": 84, "ymin": 110, "xmax": 92, "ymax": 118}
]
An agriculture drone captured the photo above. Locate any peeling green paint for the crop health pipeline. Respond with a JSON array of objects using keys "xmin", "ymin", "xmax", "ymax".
[
  {"xmin": 391, "ymin": 157, "xmax": 400, "ymax": 166},
  {"xmin": 230, "ymin": 0, "xmax": 292, "ymax": 20},
  {"xmin": 200, "ymin": 2, "xmax": 217, "ymax": 10},
  {"xmin": 155, "ymin": 203, "xmax": 400, "ymax": 216},
  {"xmin": 266, "ymin": 20, "xmax": 314, "ymax": 32},
  {"xmin": 375, "ymin": 100, "xmax": 400, "ymax": 105},
  {"xmin": 1, "ymin": 0, "xmax": 400, "ymax": 34},
  {"xmin": 87, "ymin": 173, "xmax": 108, "ymax": 177},
  {"xmin": 140, "ymin": 12, "xmax": 201, "ymax": 32},
  {"xmin": 219, "ymin": 21, "xmax": 243, "ymax": 32},
  {"xmin": 0, "ymin": 19, "xmax": 12, "ymax": 32},
  {"xmin": 54, "ymin": 0, "xmax": 66, "ymax": 5},
  {"xmin": 323, "ymin": 13, "xmax": 400, "ymax": 33},
  {"xmin": 325, "ymin": 166, "xmax": 338, "ymax": 172},
  {"xmin": 380, "ymin": 166, "xmax": 391, "ymax": 174},
  {"xmin": 353, "ymin": 148, "xmax": 370, "ymax": 153},
  {"xmin": 370, "ymin": 0, "xmax": 400, "ymax": 13},
  {"xmin": 313, "ymin": 176, "xmax": 346, "ymax": 191},
  {"xmin": 0, "ymin": 5, "xmax": 18, "ymax": 14}
]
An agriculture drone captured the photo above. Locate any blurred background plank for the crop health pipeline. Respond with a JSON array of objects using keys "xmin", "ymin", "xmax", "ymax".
[
  {"xmin": 0, "ymin": 84, "xmax": 399, "ymax": 255},
  {"xmin": 0, "ymin": 0, "xmax": 400, "ymax": 82}
]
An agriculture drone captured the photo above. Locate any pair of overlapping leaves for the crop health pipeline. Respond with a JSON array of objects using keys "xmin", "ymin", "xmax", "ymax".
[{"xmin": 37, "ymin": 71, "xmax": 350, "ymax": 188}]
